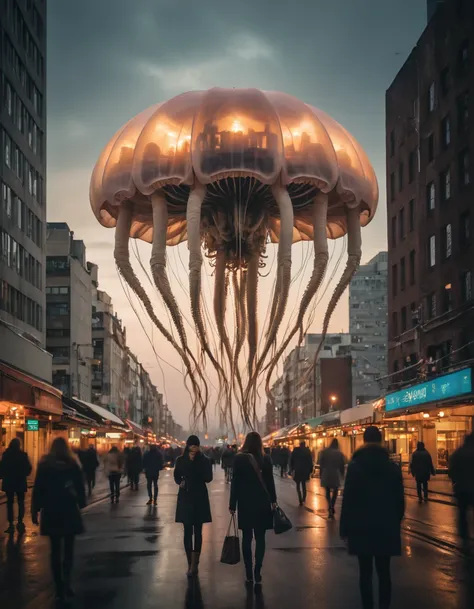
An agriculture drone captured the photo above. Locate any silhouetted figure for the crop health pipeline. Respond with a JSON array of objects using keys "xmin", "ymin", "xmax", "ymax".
[
  {"xmin": 318, "ymin": 438, "xmax": 345, "ymax": 518},
  {"xmin": 340, "ymin": 426, "xmax": 404, "ymax": 609},
  {"xmin": 0, "ymin": 438, "xmax": 32, "ymax": 535},
  {"xmin": 81, "ymin": 445, "xmax": 99, "ymax": 497},
  {"xmin": 174, "ymin": 435, "xmax": 213, "ymax": 577},
  {"xmin": 31, "ymin": 438, "xmax": 86, "ymax": 604},
  {"xmin": 279, "ymin": 446, "xmax": 290, "ymax": 478},
  {"xmin": 449, "ymin": 433, "xmax": 474, "ymax": 552},
  {"xmin": 410, "ymin": 441, "xmax": 435, "ymax": 502},
  {"xmin": 143, "ymin": 444, "xmax": 164, "ymax": 506},
  {"xmin": 105, "ymin": 446, "xmax": 125, "ymax": 504},
  {"xmin": 290, "ymin": 441, "xmax": 313, "ymax": 505}
]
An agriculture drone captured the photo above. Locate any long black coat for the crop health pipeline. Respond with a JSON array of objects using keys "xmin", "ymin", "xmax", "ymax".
[
  {"xmin": 127, "ymin": 447, "xmax": 143, "ymax": 475},
  {"xmin": 32, "ymin": 456, "xmax": 86, "ymax": 537},
  {"xmin": 174, "ymin": 452, "xmax": 213, "ymax": 525},
  {"xmin": 340, "ymin": 444, "xmax": 405, "ymax": 557},
  {"xmin": 410, "ymin": 448, "xmax": 435, "ymax": 481},
  {"xmin": 290, "ymin": 446, "xmax": 313, "ymax": 483},
  {"xmin": 0, "ymin": 447, "xmax": 32, "ymax": 493},
  {"xmin": 143, "ymin": 448, "xmax": 164, "ymax": 478},
  {"xmin": 230, "ymin": 453, "xmax": 277, "ymax": 531}
]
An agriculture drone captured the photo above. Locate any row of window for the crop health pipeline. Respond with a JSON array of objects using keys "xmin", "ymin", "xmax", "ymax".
[
  {"xmin": 2, "ymin": 129, "xmax": 43, "ymax": 205},
  {"xmin": 1, "ymin": 229, "xmax": 42, "ymax": 289},
  {"xmin": 4, "ymin": 36, "xmax": 43, "ymax": 117},
  {"xmin": 24, "ymin": 0, "xmax": 44, "ymax": 41},
  {"xmin": 47, "ymin": 302, "xmax": 69, "ymax": 316},
  {"xmin": 0, "ymin": 279, "xmax": 42, "ymax": 331},
  {"xmin": 1, "ymin": 181, "xmax": 42, "ymax": 247},
  {"xmin": 4, "ymin": 78, "xmax": 43, "ymax": 159},
  {"xmin": 427, "ymin": 212, "xmax": 470, "ymax": 267},
  {"xmin": 48, "ymin": 346, "xmax": 70, "ymax": 362},
  {"xmin": 392, "ymin": 250, "xmax": 416, "ymax": 295},
  {"xmin": 45, "ymin": 286, "xmax": 69, "ymax": 295},
  {"xmin": 5, "ymin": 5, "xmax": 44, "ymax": 78},
  {"xmin": 426, "ymin": 40, "xmax": 469, "ymax": 114},
  {"xmin": 46, "ymin": 257, "xmax": 70, "ymax": 274}
]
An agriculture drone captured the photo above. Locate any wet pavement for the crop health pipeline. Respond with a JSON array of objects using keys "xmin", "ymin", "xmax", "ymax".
[{"xmin": 0, "ymin": 468, "xmax": 473, "ymax": 609}]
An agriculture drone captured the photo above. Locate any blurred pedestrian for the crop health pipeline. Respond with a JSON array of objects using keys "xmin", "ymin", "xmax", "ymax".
[
  {"xmin": 318, "ymin": 438, "xmax": 345, "ymax": 518},
  {"xmin": 123, "ymin": 447, "xmax": 131, "ymax": 484},
  {"xmin": 81, "ymin": 445, "xmax": 100, "ymax": 497},
  {"xmin": 449, "ymin": 433, "xmax": 474, "ymax": 552},
  {"xmin": 174, "ymin": 435, "xmax": 213, "ymax": 577},
  {"xmin": 31, "ymin": 438, "xmax": 86, "ymax": 603},
  {"xmin": 0, "ymin": 438, "xmax": 32, "ymax": 534},
  {"xmin": 340, "ymin": 426, "xmax": 405, "ymax": 609},
  {"xmin": 105, "ymin": 446, "xmax": 125, "ymax": 504},
  {"xmin": 279, "ymin": 446, "xmax": 290, "ymax": 478},
  {"xmin": 289, "ymin": 440, "xmax": 313, "ymax": 506},
  {"xmin": 230, "ymin": 431, "xmax": 277, "ymax": 586},
  {"xmin": 128, "ymin": 445, "xmax": 143, "ymax": 490},
  {"xmin": 410, "ymin": 442, "xmax": 435, "ymax": 503},
  {"xmin": 222, "ymin": 445, "xmax": 235, "ymax": 483},
  {"xmin": 143, "ymin": 444, "xmax": 164, "ymax": 506}
]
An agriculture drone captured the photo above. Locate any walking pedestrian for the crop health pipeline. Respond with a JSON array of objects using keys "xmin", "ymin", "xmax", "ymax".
[
  {"xmin": 318, "ymin": 438, "xmax": 345, "ymax": 518},
  {"xmin": 279, "ymin": 446, "xmax": 290, "ymax": 478},
  {"xmin": 0, "ymin": 438, "xmax": 32, "ymax": 534},
  {"xmin": 128, "ymin": 445, "xmax": 143, "ymax": 491},
  {"xmin": 81, "ymin": 445, "xmax": 100, "ymax": 497},
  {"xmin": 449, "ymin": 433, "xmax": 474, "ymax": 552},
  {"xmin": 289, "ymin": 441, "xmax": 313, "ymax": 506},
  {"xmin": 31, "ymin": 438, "xmax": 86, "ymax": 603},
  {"xmin": 174, "ymin": 435, "xmax": 213, "ymax": 577},
  {"xmin": 222, "ymin": 445, "xmax": 235, "ymax": 483},
  {"xmin": 143, "ymin": 444, "xmax": 164, "ymax": 506},
  {"xmin": 230, "ymin": 431, "xmax": 277, "ymax": 586},
  {"xmin": 105, "ymin": 446, "xmax": 124, "ymax": 504},
  {"xmin": 340, "ymin": 426, "xmax": 405, "ymax": 609},
  {"xmin": 410, "ymin": 442, "xmax": 435, "ymax": 503}
]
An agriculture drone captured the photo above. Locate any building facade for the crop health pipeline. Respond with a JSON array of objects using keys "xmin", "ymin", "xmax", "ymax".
[
  {"xmin": 350, "ymin": 252, "xmax": 388, "ymax": 404},
  {"xmin": 386, "ymin": 0, "xmax": 473, "ymax": 389}
]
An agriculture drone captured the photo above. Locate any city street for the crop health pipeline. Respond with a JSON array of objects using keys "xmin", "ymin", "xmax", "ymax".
[{"xmin": 0, "ymin": 468, "xmax": 473, "ymax": 609}]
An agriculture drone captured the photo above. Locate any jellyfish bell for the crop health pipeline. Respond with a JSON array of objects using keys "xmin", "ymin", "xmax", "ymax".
[{"xmin": 90, "ymin": 87, "xmax": 378, "ymax": 427}]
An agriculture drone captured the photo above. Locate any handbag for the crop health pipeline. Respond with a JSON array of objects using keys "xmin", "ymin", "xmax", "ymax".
[
  {"xmin": 220, "ymin": 514, "xmax": 240, "ymax": 565},
  {"xmin": 273, "ymin": 505, "xmax": 293, "ymax": 535}
]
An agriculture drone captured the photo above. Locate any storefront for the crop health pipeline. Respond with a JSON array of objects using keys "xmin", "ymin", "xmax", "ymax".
[
  {"xmin": 383, "ymin": 367, "xmax": 474, "ymax": 470},
  {"xmin": 0, "ymin": 361, "xmax": 63, "ymax": 473}
]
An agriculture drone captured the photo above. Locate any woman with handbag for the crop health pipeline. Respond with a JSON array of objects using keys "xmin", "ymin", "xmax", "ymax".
[
  {"xmin": 174, "ymin": 435, "xmax": 213, "ymax": 577},
  {"xmin": 230, "ymin": 431, "xmax": 277, "ymax": 585},
  {"xmin": 31, "ymin": 438, "xmax": 86, "ymax": 603}
]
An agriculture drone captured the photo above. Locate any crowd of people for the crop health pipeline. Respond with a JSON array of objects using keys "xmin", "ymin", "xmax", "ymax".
[{"xmin": 0, "ymin": 429, "xmax": 473, "ymax": 608}]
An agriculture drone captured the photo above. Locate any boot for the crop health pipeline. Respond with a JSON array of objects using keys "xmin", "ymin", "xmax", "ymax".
[
  {"xmin": 186, "ymin": 550, "xmax": 193, "ymax": 577},
  {"xmin": 254, "ymin": 565, "xmax": 262, "ymax": 585},
  {"xmin": 244, "ymin": 560, "xmax": 253, "ymax": 584},
  {"xmin": 190, "ymin": 551, "xmax": 200, "ymax": 575}
]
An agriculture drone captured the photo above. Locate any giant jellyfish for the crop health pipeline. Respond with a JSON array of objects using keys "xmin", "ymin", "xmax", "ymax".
[{"xmin": 90, "ymin": 88, "xmax": 378, "ymax": 429}]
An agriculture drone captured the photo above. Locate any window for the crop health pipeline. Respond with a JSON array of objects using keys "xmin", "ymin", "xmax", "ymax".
[
  {"xmin": 391, "ymin": 217, "xmax": 396, "ymax": 247},
  {"xmin": 391, "ymin": 312, "xmax": 398, "ymax": 338},
  {"xmin": 392, "ymin": 264, "xmax": 398, "ymax": 296},
  {"xmin": 49, "ymin": 347, "xmax": 70, "ymax": 363},
  {"xmin": 429, "ymin": 235, "xmax": 436, "ymax": 267},
  {"xmin": 440, "ymin": 168, "xmax": 451, "ymax": 201},
  {"xmin": 398, "ymin": 162, "xmax": 404, "ymax": 192},
  {"xmin": 390, "ymin": 173, "xmax": 396, "ymax": 202},
  {"xmin": 443, "ymin": 285, "xmax": 453, "ymax": 313},
  {"xmin": 390, "ymin": 130, "xmax": 395, "ymax": 157},
  {"xmin": 401, "ymin": 307, "xmax": 407, "ymax": 333},
  {"xmin": 427, "ymin": 293, "xmax": 437, "ymax": 319},
  {"xmin": 46, "ymin": 257, "xmax": 70, "ymax": 274},
  {"xmin": 457, "ymin": 91, "xmax": 469, "ymax": 133},
  {"xmin": 441, "ymin": 67, "xmax": 450, "ymax": 96},
  {"xmin": 409, "ymin": 250, "xmax": 416, "ymax": 285},
  {"xmin": 398, "ymin": 208, "xmax": 405, "ymax": 241},
  {"xmin": 459, "ymin": 149, "xmax": 470, "ymax": 186},
  {"xmin": 2, "ymin": 183, "xmax": 13, "ymax": 217},
  {"xmin": 409, "ymin": 199, "xmax": 415, "ymax": 232},
  {"xmin": 426, "ymin": 182, "xmax": 436, "ymax": 212},
  {"xmin": 3, "ymin": 132, "xmax": 12, "ymax": 169},
  {"xmin": 400, "ymin": 257, "xmax": 406, "ymax": 291},
  {"xmin": 461, "ymin": 271, "xmax": 472, "ymax": 302},
  {"xmin": 442, "ymin": 224, "xmax": 452, "ymax": 259},
  {"xmin": 427, "ymin": 133, "xmax": 435, "ymax": 162},
  {"xmin": 47, "ymin": 303, "xmax": 69, "ymax": 316},
  {"xmin": 408, "ymin": 150, "xmax": 416, "ymax": 183},
  {"xmin": 441, "ymin": 115, "xmax": 451, "ymax": 149},
  {"xmin": 428, "ymin": 82, "xmax": 436, "ymax": 113},
  {"xmin": 460, "ymin": 211, "xmax": 471, "ymax": 248},
  {"xmin": 458, "ymin": 39, "xmax": 469, "ymax": 72}
]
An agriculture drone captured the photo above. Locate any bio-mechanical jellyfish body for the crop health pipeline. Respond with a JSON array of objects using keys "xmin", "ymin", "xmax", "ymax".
[{"xmin": 90, "ymin": 88, "xmax": 378, "ymax": 429}]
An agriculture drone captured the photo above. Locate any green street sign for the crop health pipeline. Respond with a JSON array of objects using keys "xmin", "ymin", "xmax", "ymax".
[{"xmin": 26, "ymin": 419, "xmax": 39, "ymax": 432}]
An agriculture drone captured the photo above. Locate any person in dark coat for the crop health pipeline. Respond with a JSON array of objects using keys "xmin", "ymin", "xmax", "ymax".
[
  {"xmin": 410, "ymin": 441, "xmax": 435, "ymax": 502},
  {"xmin": 128, "ymin": 445, "xmax": 143, "ymax": 490},
  {"xmin": 318, "ymin": 438, "xmax": 346, "ymax": 518},
  {"xmin": 0, "ymin": 438, "xmax": 32, "ymax": 534},
  {"xmin": 289, "ymin": 440, "xmax": 313, "ymax": 506},
  {"xmin": 449, "ymin": 433, "xmax": 474, "ymax": 549},
  {"xmin": 340, "ymin": 426, "xmax": 405, "ymax": 609},
  {"xmin": 143, "ymin": 444, "xmax": 164, "ymax": 506},
  {"xmin": 279, "ymin": 446, "xmax": 290, "ymax": 477},
  {"xmin": 31, "ymin": 438, "xmax": 86, "ymax": 603},
  {"xmin": 81, "ymin": 445, "xmax": 100, "ymax": 497},
  {"xmin": 230, "ymin": 431, "xmax": 277, "ymax": 585},
  {"xmin": 174, "ymin": 435, "xmax": 213, "ymax": 577}
]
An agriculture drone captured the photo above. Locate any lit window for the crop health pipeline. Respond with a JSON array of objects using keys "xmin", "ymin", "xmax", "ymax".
[
  {"xmin": 427, "ymin": 182, "xmax": 436, "ymax": 211},
  {"xmin": 429, "ymin": 235, "xmax": 436, "ymax": 267},
  {"xmin": 441, "ymin": 115, "xmax": 451, "ymax": 148},
  {"xmin": 428, "ymin": 82, "xmax": 436, "ymax": 113}
]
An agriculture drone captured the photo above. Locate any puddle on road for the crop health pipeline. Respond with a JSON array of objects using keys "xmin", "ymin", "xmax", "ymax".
[{"xmin": 81, "ymin": 550, "xmax": 159, "ymax": 579}]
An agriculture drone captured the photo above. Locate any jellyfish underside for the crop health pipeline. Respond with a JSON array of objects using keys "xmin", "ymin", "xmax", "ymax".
[{"xmin": 113, "ymin": 176, "xmax": 363, "ymax": 430}]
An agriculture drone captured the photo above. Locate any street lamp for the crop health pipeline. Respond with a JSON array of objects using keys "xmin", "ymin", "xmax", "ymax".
[{"xmin": 330, "ymin": 395, "xmax": 337, "ymax": 406}]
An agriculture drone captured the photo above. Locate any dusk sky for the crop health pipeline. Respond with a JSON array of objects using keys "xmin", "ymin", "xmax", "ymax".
[{"xmin": 47, "ymin": 0, "xmax": 427, "ymax": 428}]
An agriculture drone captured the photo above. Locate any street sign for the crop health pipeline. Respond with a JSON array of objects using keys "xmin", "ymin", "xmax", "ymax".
[{"xmin": 26, "ymin": 419, "xmax": 39, "ymax": 431}]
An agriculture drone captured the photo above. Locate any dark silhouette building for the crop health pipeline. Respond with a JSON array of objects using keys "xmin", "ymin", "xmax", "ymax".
[{"xmin": 386, "ymin": 0, "xmax": 473, "ymax": 389}]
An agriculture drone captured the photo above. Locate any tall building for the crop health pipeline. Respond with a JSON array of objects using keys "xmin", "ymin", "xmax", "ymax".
[
  {"xmin": 1, "ymin": 1, "xmax": 48, "ymax": 375},
  {"xmin": 350, "ymin": 252, "xmax": 388, "ymax": 404},
  {"xmin": 386, "ymin": 0, "xmax": 473, "ymax": 388},
  {"xmin": 46, "ymin": 223, "xmax": 94, "ymax": 401}
]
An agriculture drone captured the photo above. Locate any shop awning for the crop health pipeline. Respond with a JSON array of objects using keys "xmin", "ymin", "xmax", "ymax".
[
  {"xmin": 62, "ymin": 403, "xmax": 97, "ymax": 427},
  {"xmin": 341, "ymin": 403, "xmax": 375, "ymax": 426},
  {"xmin": 0, "ymin": 360, "xmax": 62, "ymax": 416},
  {"xmin": 70, "ymin": 397, "xmax": 125, "ymax": 427},
  {"xmin": 125, "ymin": 419, "xmax": 145, "ymax": 437}
]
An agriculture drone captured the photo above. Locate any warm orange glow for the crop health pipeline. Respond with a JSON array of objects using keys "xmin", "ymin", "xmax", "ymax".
[{"xmin": 231, "ymin": 119, "xmax": 243, "ymax": 133}]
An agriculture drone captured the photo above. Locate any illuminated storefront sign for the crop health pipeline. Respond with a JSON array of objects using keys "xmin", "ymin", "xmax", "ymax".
[{"xmin": 385, "ymin": 368, "xmax": 472, "ymax": 412}]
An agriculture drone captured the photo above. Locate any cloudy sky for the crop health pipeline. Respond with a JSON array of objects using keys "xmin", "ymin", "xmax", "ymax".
[{"xmin": 47, "ymin": 0, "xmax": 426, "ymax": 428}]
